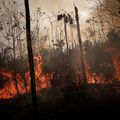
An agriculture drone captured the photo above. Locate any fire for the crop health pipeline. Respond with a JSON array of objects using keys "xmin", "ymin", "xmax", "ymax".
[
  {"xmin": 0, "ymin": 52, "xmax": 120, "ymax": 100},
  {"xmin": 85, "ymin": 48, "xmax": 120, "ymax": 84},
  {"xmin": 0, "ymin": 55, "xmax": 52, "ymax": 99},
  {"xmin": 112, "ymin": 51, "xmax": 120, "ymax": 81},
  {"xmin": 34, "ymin": 55, "xmax": 52, "ymax": 91}
]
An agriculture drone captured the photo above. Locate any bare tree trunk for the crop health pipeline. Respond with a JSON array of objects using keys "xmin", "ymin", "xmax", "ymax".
[
  {"xmin": 111, "ymin": 14, "xmax": 115, "ymax": 28},
  {"xmin": 74, "ymin": 5, "xmax": 87, "ymax": 85},
  {"xmin": 24, "ymin": 0, "xmax": 38, "ymax": 117},
  {"xmin": 17, "ymin": 22, "xmax": 28, "ymax": 92},
  {"xmin": 13, "ymin": 23, "xmax": 20, "ymax": 95},
  {"xmin": 63, "ymin": 15, "xmax": 69, "ymax": 53},
  {"xmin": 47, "ymin": 28, "xmax": 51, "ymax": 48},
  {"xmin": 97, "ymin": 6, "xmax": 106, "ymax": 41},
  {"xmin": 70, "ymin": 25, "xmax": 74, "ymax": 49},
  {"xmin": 50, "ymin": 22, "xmax": 55, "ymax": 48}
]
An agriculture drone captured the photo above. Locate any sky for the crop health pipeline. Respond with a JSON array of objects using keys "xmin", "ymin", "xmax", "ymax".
[
  {"xmin": 30, "ymin": 0, "xmax": 88, "ymax": 11},
  {"xmin": 29, "ymin": 0, "xmax": 96, "ymax": 17},
  {"xmin": 29, "ymin": 0, "xmax": 97, "ymax": 41},
  {"xmin": 29, "ymin": 0, "xmax": 96, "ymax": 29}
]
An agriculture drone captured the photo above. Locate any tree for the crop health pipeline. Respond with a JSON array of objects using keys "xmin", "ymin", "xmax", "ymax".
[
  {"xmin": 0, "ymin": 0, "xmax": 25, "ymax": 95},
  {"xmin": 24, "ymin": 0, "xmax": 38, "ymax": 117},
  {"xmin": 57, "ymin": 13, "xmax": 73, "ymax": 53},
  {"xmin": 74, "ymin": 5, "xmax": 88, "ymax": 85}
]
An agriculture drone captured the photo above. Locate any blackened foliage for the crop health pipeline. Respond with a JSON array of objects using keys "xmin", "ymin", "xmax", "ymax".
[
  {"xmin": 84, "ymin": 41, "xmax": 115, "ymax": 80},
  {"xmin": 107, "ymin": 28, "xmax": 120, "ymax": 49},
  {"xmin": 67, "ymin": 14, "xmax": 73, "ymax": 24},
  {"xmin": 0, "ymin": 74, "xmax": 8, "ymax": 89},
  {"xmin": 41, "ymin": 49, "xmax": 74, "ymax": 88},
  {"xmin": 57, "ymin": 14, "xmax": 63, "ymax": 21},
  {"xmin": 42, "ymin": 49, "xmax": 70, "ymax": 74},
  {"xmin": 57, "ymin": 13, "xmax": 73, "ymax": 24}
]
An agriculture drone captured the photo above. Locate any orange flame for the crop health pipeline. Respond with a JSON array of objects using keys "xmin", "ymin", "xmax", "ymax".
[
  {"xmin": 0, "ymin": 55, "xmax": 52, "ymax": 99},
  {"xmin": 0, "ymin": 52, "xmax": 120, "ymax": 100}
]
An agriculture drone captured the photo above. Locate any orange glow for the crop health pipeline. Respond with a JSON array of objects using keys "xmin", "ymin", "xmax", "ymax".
[
  {"xmin": 112, "ymin": 50, "xmax": 120, "ymax": 81},
  {"xmin": 0, "ymin": 52, "xmax": 120, "ymax": 100},
  {"xmin": 0, "ymin": 55, "xmax": 52, "ymax": 99}
]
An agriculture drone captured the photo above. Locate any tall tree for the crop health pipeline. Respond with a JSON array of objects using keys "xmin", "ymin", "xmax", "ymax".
[
  {"xmin": 24, "ymin": 0, "xmax": 38, "ymax": 117},
  {"xmin": 0, "ymin": 0, "xmax": 24, "ymax": 95},
  {"xmin": 74, "ymin": 4, "xmax": 87, "ymax": 85},
  {"xmin": 57, "ymin": 14, "xmax": 70, "ymax": 53}
]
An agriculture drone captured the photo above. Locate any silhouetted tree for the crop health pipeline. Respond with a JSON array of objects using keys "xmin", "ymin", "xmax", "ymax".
[
  {"xmin": 74, "ymin": 5, "xmax": 87, "ymax": 85},
  {"xmin": 24, "ymin": 0, "xmax": 38, "ymax": 117}
]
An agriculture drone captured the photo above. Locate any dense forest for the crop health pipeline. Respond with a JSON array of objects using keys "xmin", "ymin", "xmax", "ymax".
[{"xmin": 0, "ymin": 0, "xmax": 120, "ymax": 119}]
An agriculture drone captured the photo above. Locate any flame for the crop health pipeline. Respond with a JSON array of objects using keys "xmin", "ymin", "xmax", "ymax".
[
  {"xmin": 85, "ymin": 61, "xmax": 104, "ymax": 84},
  {"xmin": 0, "ymin": 55, "xmax": 52, "ymax": 99},
  {"xmin": 0, "ymin": 51, "xmax": 120, "ymax": 100},
  {"xmin": 111, "ymin": 50, "xmax": 120, "ymax": 81},
  {"xmin": 85, "ymin": 48, "xmax": 120, "ymax": 84}
]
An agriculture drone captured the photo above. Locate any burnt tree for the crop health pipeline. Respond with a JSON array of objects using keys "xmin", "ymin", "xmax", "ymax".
[
  {"xmin": 74, "ymin": 5, "xmax": 87, "ymax": 85},
  {"xmin": 24, "ymin": 0, "xmax": 38, "ymax": 117}
]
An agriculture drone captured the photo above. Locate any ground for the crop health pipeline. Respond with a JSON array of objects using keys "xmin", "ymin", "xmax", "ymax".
[{"xmin": 0, "ymin": 84, "xmax": 120, "ymax": 120}]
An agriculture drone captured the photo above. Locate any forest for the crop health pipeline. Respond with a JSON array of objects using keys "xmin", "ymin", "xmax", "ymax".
[{"xmin": 0, "ymin": 0, "xmax": 120, "ymax": 119}]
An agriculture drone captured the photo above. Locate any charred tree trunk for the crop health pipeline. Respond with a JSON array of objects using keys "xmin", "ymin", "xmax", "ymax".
[
  {"xmin": 74, "ymin": 5, "xmax": 87, "ymax": 86},
  {"xmin": 24, "ymin": 0, "xmax": 38, "ymax": 117},
  {"xmin": 63, "ymin": 15, "xmax": 69, "ymax": 53}
]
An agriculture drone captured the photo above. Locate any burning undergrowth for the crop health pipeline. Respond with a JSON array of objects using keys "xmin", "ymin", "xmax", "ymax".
[
  {"xmin": 0, "ymin": 55, "xmax": 54, "ymax": 99},
  {"xmin": 0, "ymin": 36, "xmax": 120, "ymax": 100}
]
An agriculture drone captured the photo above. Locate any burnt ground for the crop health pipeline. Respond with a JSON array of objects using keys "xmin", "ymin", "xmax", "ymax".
[{"xmin": 0, "ymin": 84, "xmax": 120, "ymax": 120}]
